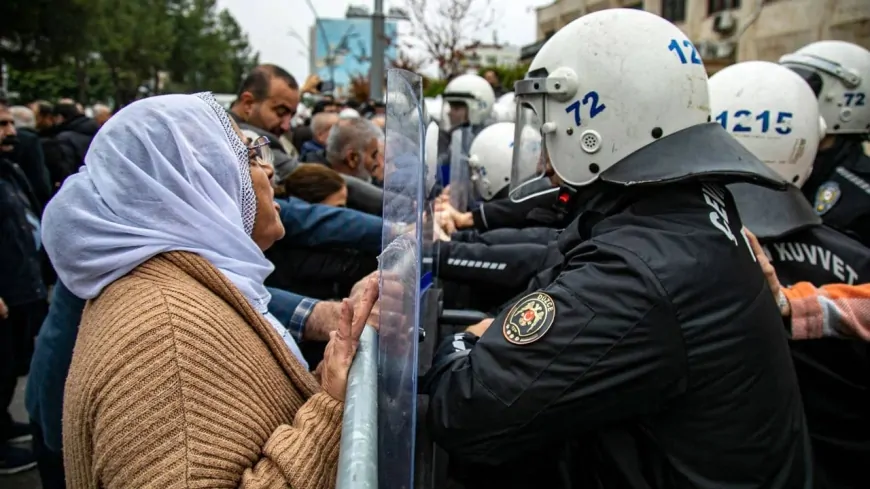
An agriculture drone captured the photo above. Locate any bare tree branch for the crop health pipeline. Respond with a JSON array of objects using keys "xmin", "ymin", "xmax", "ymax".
[{"xmin": 404, "ymin": 0, "xmax": 495, "ymax": 79}]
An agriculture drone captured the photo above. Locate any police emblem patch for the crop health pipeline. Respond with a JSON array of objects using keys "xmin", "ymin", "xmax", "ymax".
[
  {"xmin": 503, "ymin": 292, "xmax": 557, "ymax": 345},
  {"xmin": 814, "ymin": 181, "xmax": 841, "ymax": 216}
]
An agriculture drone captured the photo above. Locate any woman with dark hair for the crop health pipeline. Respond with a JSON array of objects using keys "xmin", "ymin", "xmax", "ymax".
[{"xmin": 279, "ymin": 163, "xmax": 348, "ymax": 207}]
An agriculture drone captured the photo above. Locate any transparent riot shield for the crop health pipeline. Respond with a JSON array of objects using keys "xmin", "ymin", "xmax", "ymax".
[
  {"xmin": 378, "ymin": 68, "xmax": 427, "ymax": 489},
  {"xmin": 448, "ymin": 126, "xmax": 473, "ymax": 212}
]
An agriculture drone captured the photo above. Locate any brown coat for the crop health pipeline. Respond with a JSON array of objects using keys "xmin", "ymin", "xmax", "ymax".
[{"xmin": 63, "ymin": 251, "xmax": 342, "ymax": 488}]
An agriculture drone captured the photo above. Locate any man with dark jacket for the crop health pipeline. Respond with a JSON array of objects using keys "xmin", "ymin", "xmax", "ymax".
[
  {"xmin": 53, "ymin": 103, "xmax": 98, "ymax": 174},
  {"xmin": 424, "ymin": 10, "xmax": 810, "ymax": 489},
  {"xmin": 231, "ymin": 64, "xmax": 391, "ymax": 214},
  {"xmin": 8, "ymin": 106, "xmax": 51, "ymax": 208},
  {"xmin": 299, "ymin": 112, "xmax": 338, "ymax": 164},
  {"xmin": 230, "ymin": 64, "xmax": 301, "ymax": 180},
  {"xmin": 0, "ymin": 100, "xmax": 46, "ymax": 475}
]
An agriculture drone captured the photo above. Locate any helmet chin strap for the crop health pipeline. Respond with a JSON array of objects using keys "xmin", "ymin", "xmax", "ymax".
[{"xmin": 553, "ymin": 185, "xmax": 577, "ymax": 220}]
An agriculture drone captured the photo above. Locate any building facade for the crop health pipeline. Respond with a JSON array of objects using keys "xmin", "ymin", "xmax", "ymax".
[
  {"xmin": 307, "ymin": 18, "xmax": 399, "ymax": 97},
  {"xmin": 521, "ymin": 0, "xmax": 870, "ymax": 74},
  {"xmin": 460, "ymin": 43, "xmax": 522, "ymax": 71}
]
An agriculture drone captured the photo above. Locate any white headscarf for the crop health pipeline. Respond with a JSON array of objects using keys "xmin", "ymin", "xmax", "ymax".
[{"xmin": 42, "ymin": 92, "xmax": 274, "ymax": 313}]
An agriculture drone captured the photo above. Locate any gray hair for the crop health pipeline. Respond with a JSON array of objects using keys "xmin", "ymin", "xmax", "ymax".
[
  {"xmin": 92, "ymin": 103, "xmax": 112, "ymax": 116},
  {"xmin": 311, "ymin": 112, "xmax": 339, "ymax": 136},
  {"xmin": 10, "ymin": 106, "xmax": 36, "ymax": 129},
  {"xmin": 326, "ymin": 117, "xmax": 382, "ymax": 165}
]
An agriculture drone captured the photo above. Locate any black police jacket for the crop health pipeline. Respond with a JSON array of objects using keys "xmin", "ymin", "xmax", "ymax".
[
  {"xmin": 451, "ymin": 227, "xmax": 559, "ymax": 246},
  {"xmin": 425, "ymin": 182, "xmax": 811, "ymax": 489},
  {"xmin": 801, "ymin": 136, "xmax": 870, "ymax": 247},
  {"xmin": 436, "ymin": 227, "xmax": 561, "ymax": 312},
  {"xmin": 470, "ymin": 187, "xmax": 561, "ymax": 231},
  {"xmin": 760, "ymin": 225, "xmax": 870, "ymax": 489}
]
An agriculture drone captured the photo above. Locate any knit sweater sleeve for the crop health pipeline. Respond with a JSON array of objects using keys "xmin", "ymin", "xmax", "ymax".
[
  {"xmin": 784, "ymin": 281, "xmax": 870, "ymax": 341},
  {"xmin": 242, "ymin": 393, "xmax": 343, "ymax": 488},
  {"xmin": 63, "ymin": 280, "xmax": 344, "ymax": 489}
]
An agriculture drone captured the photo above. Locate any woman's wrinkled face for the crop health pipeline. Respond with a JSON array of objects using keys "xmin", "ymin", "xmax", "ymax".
[{"xmin": 230, "ymin": 120, "xmax": 285, "ymax": 250}]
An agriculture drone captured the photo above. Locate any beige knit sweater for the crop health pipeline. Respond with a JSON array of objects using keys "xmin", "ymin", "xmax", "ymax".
[{"xmin": 63, "ymin": 251, "xmax": 342, "ymax": 489}]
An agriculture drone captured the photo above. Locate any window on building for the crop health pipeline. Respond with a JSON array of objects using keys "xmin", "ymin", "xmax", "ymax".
[
  {"xmin": 662, "ymin": 0, "xmax": 686, "ymax": 22},
  {"xmin": 708, "ymin": 0, "xmax": 741, "ymax": 15},
  {"xmin": 485, "ymin": 55, "xmax": 498, "ymax": 65},
  {"xmin": 625, "ymin": 1, "xmax": 643, "ymax": 9}
]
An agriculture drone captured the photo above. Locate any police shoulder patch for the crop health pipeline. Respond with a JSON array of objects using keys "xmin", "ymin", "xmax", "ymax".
[
  {"xmin": 503, "ymin": 292, "xmax": 557, "ymax": 345},
  {"xmin": 814, "ymin": 181, "xmax": 841, "ymax": 216}
]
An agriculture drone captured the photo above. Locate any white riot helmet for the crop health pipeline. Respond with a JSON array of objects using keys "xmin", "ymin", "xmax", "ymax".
[
  {"xmin": 491, "ymin": 104, "xmax": 514, "ymax": 123},
  {"xmin": 712, "ymin": 62, "xmax": 825, "ymax": 239},
  {"xmin": 780, "ymin": 41, "xmax": 870, "ymax": 136},
  {"xmin": 424, "ymin": 97, "xmax": 443, "ymax": 125},
  {"xmin": 709, "ymin": 61, "xmax": 825, "ymax": 188},
  {"xmin": 467, "ymin": 122, "xmax": 537, "ymax": 201},
  {"xmin": 510, "ymin": 9, "xmax": 720, "ymax": 200},
  {"xmin": 425, "ymin": 120, "xmax": 440, "ymax": 177},
  {"xmin": 497, "ymin": 92, "xmax": 516, "ymax": 108},
  {"xmin": 443, "ymin": 74, "xmax": 496, "ymax": 127}
]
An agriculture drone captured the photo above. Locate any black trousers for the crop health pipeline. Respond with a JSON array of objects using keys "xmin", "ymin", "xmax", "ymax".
[
  {"xmin": 32, "ymin": 422, "xmax": 66, "ymax": 489},
  {"xmin": 0, "ymin": 300, "xmax": 48, "ymax": 440}
]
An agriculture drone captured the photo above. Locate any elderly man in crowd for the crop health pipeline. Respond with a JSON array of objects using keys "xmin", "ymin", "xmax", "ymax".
[
  {"xmin": 91, "ymin": 104, "xmax": 112, "ymax": 127},
  {"xmin": 299, "ymin": 112, "xmax": 339, "ymax": 164},
  {"xmin": 325, "ymin": 117, "xmax": 382, "ymax": 183},
  {"xmin": 27, "ymin": 101, "xmax": 55, "ymax": 132},
  {"xmin": 8, "ymin": 106, "xmax": 51, "ymax": 207}
]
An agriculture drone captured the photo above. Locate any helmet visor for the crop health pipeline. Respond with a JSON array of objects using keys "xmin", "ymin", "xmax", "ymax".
[{"xmin": 508, "ymin": 96, "xmax": 555, "ymax": 202}]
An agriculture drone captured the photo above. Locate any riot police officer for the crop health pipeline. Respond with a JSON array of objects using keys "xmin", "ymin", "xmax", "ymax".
[
  {"xmin": 780, "ymin": 41, "xmax": 870, "ymax": 246},
  {"xmin": 435, "ymin": 123, "xmax": 560, "ymax": 309},
  {"xmin": 440, "ymin": 74, "xmax": 496, "ymax": 137},
  {"xmin": 423, "ymin": 9, "xmax": 811, "ymax": 489},
  {"xmin": 436, "ymin": 122, "xmax": 565, "ymax": 232},
  {"xmin": 713, "ymin": 60, "xmax": 870, "ymax": 489}
]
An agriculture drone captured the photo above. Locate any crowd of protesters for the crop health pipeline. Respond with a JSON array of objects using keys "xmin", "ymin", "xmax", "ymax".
[
  {"xmin": 3, "ymin": 11, "xmax": 870, "ymax": 486},
  {"xmin": 0, "ymin": 63, "xmax": 398, "ymax": 486}
]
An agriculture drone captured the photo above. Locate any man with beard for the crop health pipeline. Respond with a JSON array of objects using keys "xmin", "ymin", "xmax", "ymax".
[{"xmin": 0, "ymin": 99, "xmax": 47, "ymax": 476}]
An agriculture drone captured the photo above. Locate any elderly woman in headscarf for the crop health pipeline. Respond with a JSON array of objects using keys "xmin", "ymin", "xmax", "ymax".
[{"xmin": 42, "ymin": 92, "xmax": 377, "ymax": 489}]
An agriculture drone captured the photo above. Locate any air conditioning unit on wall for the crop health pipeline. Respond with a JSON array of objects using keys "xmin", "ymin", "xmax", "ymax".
[
  {"xmin": 695, "ymin": 40, "xmax": 737, "ymax": 60},
  {"xmin": 713, "ymin": 10, "xmax": 737, "ymax": 36}
]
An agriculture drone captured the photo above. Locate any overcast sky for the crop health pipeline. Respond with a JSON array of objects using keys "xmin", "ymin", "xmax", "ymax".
[{"xmin": 217, "ymin": 0, "xmax": 552, "ymax": 79}]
